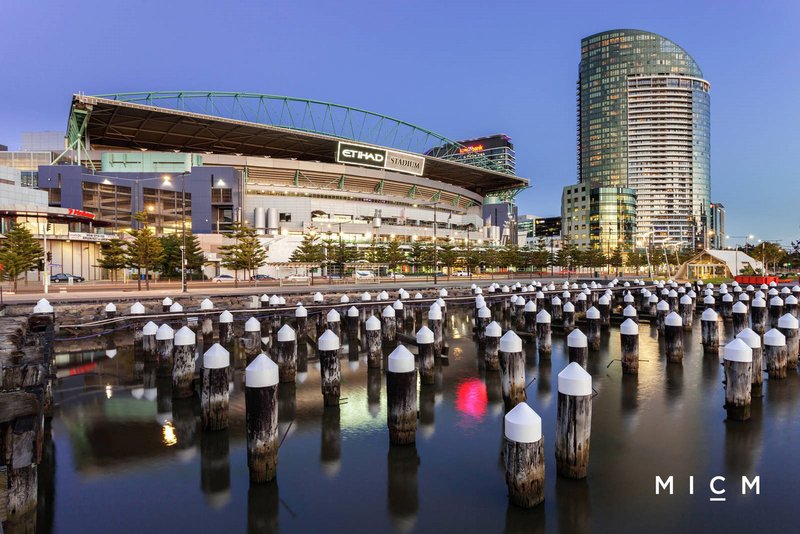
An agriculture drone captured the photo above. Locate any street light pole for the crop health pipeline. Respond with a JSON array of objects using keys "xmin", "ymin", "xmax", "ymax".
[
  {"xmin": 181, "ymin": 173, "xmax": 188, "ymax": 293},
  {"xmin": 433, "ymin": 204, "xmax": 438, "ymax": 285}
]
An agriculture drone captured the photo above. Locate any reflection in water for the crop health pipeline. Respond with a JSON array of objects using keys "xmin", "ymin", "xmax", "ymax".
[
  {"xmin": 621, "ymin": 374, "xmax": 639, "ymax": 413},
  {"xmin": 419, "ymin": 384, "xmax": 436, "ymax": 439},
  {"xmin": 367, "ymin": 368, "xmax": 382, "ymax": 418},
  {"xmin": 504, "ymin": 500, "xmax": 546, "ymax": 534},
  {"xmin": 725, "ymin": 400, "xmax": 763, "ymax": 474},
  {"xmin": 665, "ymin": 362, "xmax": 684, "ymax": 404},
  {"xmin": 247, "ymin": 481, "xmax": 279, "ymax": 534},
  {"xmin": 200, "ymin": 429, "xmax": 231, "ymax": 509},
  {"xmin": 485, "ymin": 370, "xmax": 503, "ymax": 417},
  {"xmin": 537, "ymin": 359, "xmax": 552, "ymax": 400},
  {"xmin": 36, "ymin": 421, "xmax": 56, "ymax": 534},
  {"xmin": 455, "ymin": 378, "xmax": 488, "ymax": 427},
  {"xmin": 321, "ymin": 406, "xmax": 341, "ymax": 477},
  {"xmin": 172, "ymin": 398, "xmax": 198, "ymax": 460},
  {"xmin": 387, "ymin": 445, "xmax": 419, "ymax": 533},
  {"xmin": 555, "ymin": 477, "xmax": 591, "ymax": 534}
]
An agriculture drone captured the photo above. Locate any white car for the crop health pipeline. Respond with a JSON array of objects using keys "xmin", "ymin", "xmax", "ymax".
[
  {"xmin": 389, "ymin": 272, "xmax": 405, "ymax": 279},
  {"xmin": 285, "ymin": 274, "xmax": 309, "ymax": 281},
  {"xmin": 212, "ymin": 274, "xmax": 235, "ymax": 283},
  {"xmin": 454, "ymin": 271, "xmax": 470, "ymax": 277},
  {"xmin": 354, "ymin": 270, "xmax": 375, "ymax": 279}
]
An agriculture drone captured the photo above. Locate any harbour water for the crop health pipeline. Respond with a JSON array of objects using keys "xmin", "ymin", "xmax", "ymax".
[{"xmin": 45, "ymin": 306, "xmax": 800, "ymax": 532}]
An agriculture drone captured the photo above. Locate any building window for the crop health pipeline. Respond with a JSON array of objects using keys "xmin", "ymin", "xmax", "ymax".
[{"xmin": 279, "ymin": 213, "xmax": 291, "ymax": 222}]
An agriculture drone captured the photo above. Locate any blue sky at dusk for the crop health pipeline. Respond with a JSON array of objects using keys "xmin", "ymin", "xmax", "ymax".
[{"xmin": 1, "ymin": 0, "xmax": 798, "ymax": 245}]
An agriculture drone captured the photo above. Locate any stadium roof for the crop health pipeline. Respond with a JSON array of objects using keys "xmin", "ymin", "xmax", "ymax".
[{"xmin": 66, "ymin": 93, "xmax": 527, "ymax": 197}]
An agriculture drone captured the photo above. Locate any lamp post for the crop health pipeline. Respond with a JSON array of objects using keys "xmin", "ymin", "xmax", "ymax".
[
  {"xmin": 725, "ymin": 234, "xmax": 754, "ymax": 279},
  {"xmin": 163, "ymin": 172, "xmax": 191, "ymax": 293}
]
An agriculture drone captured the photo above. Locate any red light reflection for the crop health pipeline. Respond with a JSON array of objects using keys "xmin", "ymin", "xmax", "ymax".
[{"xmin": 455, "ymin": 379, "xmax": 488, "ymax": 425}]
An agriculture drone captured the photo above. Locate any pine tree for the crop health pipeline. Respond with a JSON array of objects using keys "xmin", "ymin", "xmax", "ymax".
[
  {"xmin": 219, "ymin": 223, "xmax": 268, "ymax": 285},
  {"xmin": 126, "ymin": 213, "xmax": 163, "ymax": 291},
  {"xmin": 383, "ymin": 239, "xmax": 406, "ymax": 274},
  {"xmin": 157, "ymin": 234, "xmax": 182, "ymax": 280},
  {"xmin": 290, "ymin": 234, "xmax": 325, "ymax": 263},
  {"xmin": 0, "ymin": 223, "xmax": 44, "ymax": 291},
  {"xmin": 184, "ymin": 232, "xmax": 206, "ymax": 280},
  {"xmin": 97, "ymin": 238, "xmax": 128, "ymax": 282},
  {"xmin": 438, "ymin": 243, "xmax": 459, "ymax": 276}
]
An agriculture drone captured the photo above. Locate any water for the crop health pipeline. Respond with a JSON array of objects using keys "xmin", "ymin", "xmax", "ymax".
[{"xmin": 44, "ymin": 306, "xmax": 800, "ymax": 533}]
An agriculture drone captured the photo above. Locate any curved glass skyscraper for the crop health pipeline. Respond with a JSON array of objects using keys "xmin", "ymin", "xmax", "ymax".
[{"xmin": 577, "ymin": 29, "xmax": 711, "ymax": 249}]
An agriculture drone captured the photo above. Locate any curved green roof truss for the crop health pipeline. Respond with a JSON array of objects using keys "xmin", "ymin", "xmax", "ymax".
[{"xmin": 93, "ymin": 91, "xmax": 502, "ymax": 171}]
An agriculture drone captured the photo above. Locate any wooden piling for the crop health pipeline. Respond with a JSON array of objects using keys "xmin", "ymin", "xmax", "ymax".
[
  {"xmin": 567, "ymin": 329, "xmax": 588, "ymax": 368},
  {"xmin": 556, "ymin": 362, "xmax": 592, "ymax": 479},
  {"xmin": 620, "ymin": 318, "xmax": 639, "ymax": 375},
  {"xmin": 586, "ymin": 307, "xmax": 600, "ymax": 351},
  {"xmin": 276, "ymin": 324, "xmax": 297, "ymax": 383},
  {"xmin": 295, "ymin": 305, "xmax": 308, "ymax": 339},
  {"xmin": 219, "ymin": 311, "xmax": 234, "ymax": 346},
  {"xmin": 562, "ymin": 302, "xmax": 576, "ymax": 333},
  {"xmin": 499, "ymin": 331, "xmax": 527, "ymax": 410},
  {"xmin": 736, "ymin": 328, "xmax": 763, "ymax": 398},
  {"xmin": 476, "ymin": 305, "xmax": 492, "ymax": 344},
  {"xmin": 417, "ymin": 326, "xmax": 436, "ymax": 384},
  {"xmin": 656, "ymin": 300, "xmax": 669, "ymax": 333},
  {"xmin": 243, "ymin": 317, "xmax": 262, "ymax": 363},
  {"xmin": 162, "ymin": 297, "xmax": 173, "ymax": 313},
  {"xmin": 387, "ymin": 345, "xmax": 417, "ymax": 445},
  {"xmin": 723, "ymin": 338, "xmax": 753, "ymax": 422},
  {"xmin": 778, "ymin": 313, "xmax": 799, "ymax": 369},
  {"xmin": 664, "ymin": 312, "xmax": 683, "ymax": 364},
  {"xmin": 551, "ymin": 297, "xmax": 563, "ymax": 324},
  {"xmin": 156, "ymin": 324, "xmax": 175, "ymax": 376},
  {"xmin": 679, "ymin": 296, "xmax": 693, "ymax": 330},
  {"xmin": 318, "ymin": 330, "xmax": 341, "ymax": 406},
  {"xmin": 245, "ymin": 354, "xmax": 279, "ymax": 483},
  {"xmin": 429, "ymin": 303, "xmax": 443, "ymax": 357},
  {"xmin": 523, "ymin": 300, "xmax": 537, "ymax": 334},
  {"xmin": 366, "ymin": 316, "xmax": 382, "ymax": 368},
  {"xmin": 503, "ymin": 403, "xmax": 545, "ymax": 508},
  {"xmin": 536, "ymin": 310, "xmax": 552, "ymax": 358},
  {"xmin": 700, "ymin": 308, "xmax": 720, "ymax": 354},
  {"xmin": 202, "ymin": 343, "xmax": 231, "ymax": 431},
  {"xmin": 173, "ymin": 326, "xmax": 196, "ymax": 398},
  {"xmin": 382, "ymin": 305, "xmax": 397, "ymax": 343},
  {"xmin": 732, "ymin": 302, "xmax": 748, "ymax": 337},
  {"xmin": 764, "ymin": 328, "xmax": 787, "ymax": 379},
  {"xmin": 142, "ymin": 321, "xmax": 158, "ymax": 361},
  {"xmin": 769, "ymin": 297, "xmax": 785, "ymax": 330}
]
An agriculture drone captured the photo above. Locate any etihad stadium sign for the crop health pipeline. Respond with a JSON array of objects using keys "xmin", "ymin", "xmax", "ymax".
[{"xmin": 336, "ymin": 141, "xmax": 425, "ymax": 176}]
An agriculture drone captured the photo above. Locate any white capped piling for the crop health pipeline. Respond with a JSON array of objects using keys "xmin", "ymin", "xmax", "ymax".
[
  {"xmin": 104, "ymin": 302, "xmax": 117, "ymax": 319},
  {"xmin": 340, "ymin": 294, "xmax": 350, "ymax": 304},
  {"xmin": 551, "ymin": 296, "xmax": 563, "ymax": 323},
  {"xmin": 738, "ymin": 292, "xmax": 750, "ymax": 315},
  {"xmin": 732, "ymin": 301, "xmax": 748, "ymax": 337},
  {"xmin": 723, "ymin": 338, "xmax": 753, "ymax": 421},
  {"xmin": 313, "ymin": 292, "xmax": 324, "ymax": 304},
  {"xmin": 668, "ymin": 289, "xmax": 679, "ymax": 312},
  {"xmin": 318, "ymin": 330, "xmax": 341, "ymax": 406},
  {"xmin": 131, "ymin": 301, "xmax": 146, "ymax": 315},
  {"xmin": 202, "ymin": 343, "xmax": 231, "ymax": 431},
  {"xmin": 173, "ymin": 326, "xmax": 197, "ymax": 398},
  {"xmin": 737, "ymin": 328, "xmax": 763, "ymax": 398},
  {"xmin": 428, "ymin": 303, "xmax": 443, "ymax": 358},
  {"xmin": 620, "ymin": 319, "xmax": 639, "ymax": 374},
  {"xmin": 476, "ymin": 305, "xmax": 492, "ymax": 344},
  {"xmin": 485, "ymin": 321, "xmax": 502, "ymax": 370},
  {"xmin": 778, "ymin": 313, "xmax": 799, "ymax": 370},
  {"xmin": 393, "ymin": 299, "xmax": 405, "ymax": 331},
  {"xmin": 276, "ymin": 325, "xmax": 297, "ymax": 383},
  {"xmin": 523, "ymin": 300, "xmax": 537, "ymax": 334},
  {"xmin": 417, "ymin": 326, "xmax": 436, "ymax": 384},
  {"xmin": 562, "ymin": 302, "xmax": 576, "ymax": 333},
  {"xmin": 503, "ymin": 403, "xmax": 545, "ymax": 508},
  {"xmin": 346, "ymin": 305, "xmax": 360, "ymax": 333},
  {"xmin": 648, "ymin": 294, "xmax": 659, "ymax": 316},
  {"xmin": 170, "ymin": 301, "xmax": 183, "ymax": 313},
  {"xmin": 721, "ymin": 293, "xmax": 733, "ymax": 321},
  {"xmin": 162, "ymin": 297, "xmax": 173, "ymax": 313},
  {"xmin": 556, "ymin": 362, "xmax": 592, "ymax": 479},
  {"xmin": 536, "ymin": 310, "xmax": 552, "ymax": 358},
  {"xmin": 379, "ymin": 290, "xmax": 390, "ymax": 301},
  {"xmin": 575, "ymin": 292, "xmax": 587, "ymax": 315},
  {"xmin": 664, "ymin": 312, "xmax": 683, "ymax": 363},
  {"xmin": 260, "ymin": 294, "xmax": 269, "ymax": 309},
  {"xmin": 219, "ymin": 311, "xmax": 234, "ymax": 346},
  {"xmin": 701, "ymin": 308, "xmax": 721, "ymax": 354},
  {"xmin": 387, "ymin": 345, "xmax": 417, "ymax": 445},
  {"xmin": 326, "ymin": 308, "xmax": 341, "ymax": 339},
  {"xmin": 769, "ymin": 296, "xmax": 785, "ymax": 330},
  {"xmin": 362, "ymin": 291, "xmax": 372, "ymax": 302},
  {"xmin": 514, "ymin": 296, "xmax": 526, "ymax": 326},
  {"xmin": 245, "ymin": 354, "xmax": 279, "ymax": 483},
  {"xmin": 785, "ymin": 295, "xmax": 798, "ymax": 318},
  {"xmin": 535, "ymin": 291, "xmax": 546, "ymax": 312},
  {"xmin": 382, "ymin": 305, "xmax": 397, "ymax": 343},
  {"xmin": 764, "ymin": 328, "xmax": 787, "ymax": 379},
  {"xmin": 499, "ymin": 331, "xmax": 526, "ymax": 410},
  {"xmin": 156, "ymin": 324, "xmax": 175, "ymax": 374},
  {"xmin": 586, "ymin": 307, "xmax": 601, "ymax": 351},
  {"xmin": 679, "ymin": 295, "xmax": 693, "ymax": 330},
  {"xmin": 243, "ymin": 317, "xmax": 262, "ymax": 363},
  {"xmin": 751, "ymin": 297, "xmax": 767, "ymax": 335},
  {"xmin": 366, "ymin": 316, "xmax": 382, "ymax": 368},
  {"xmin": 567, "ymin": 329, "xmax": 588, "ymax": 369},
  {"xmin": 656, "ymin": 300, "xmax": 670, "ymax": 333},
  {"xmin": 294, "ymin": 305, "xmax": 308, "ymax": 339},
  {"xmin": 623, "ymin": 304, "xmax": 638, "ymax": 325},
  {"xmin": 142, "ymin": 321, "xmax": 158, "ymax": 360}
]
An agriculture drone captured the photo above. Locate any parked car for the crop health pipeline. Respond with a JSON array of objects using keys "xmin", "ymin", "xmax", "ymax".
[
  {"xmin": 212, "ymin": 274, "xmax": 235, "ymax": 283},
  {"xmin": 454, "ymin": 271, "xmax": 470, "ymax": 277},
  {"xmin": 388, "ymin": 272, "xmax": 405, "ymax": 279},
  {"xmin": 250, "ymin": 274, "xmax": 276, "ymax": 281},
  {"xmin": 354, "ymin": 270, "xmax": 376, "ymax": 279},
  {"xmin": 50, "ymin": 273, "xmax": 84, "ymax": 283},
  {"xmin": 285, "ymin": 274, "xmax": 310, "ymax": 281}
]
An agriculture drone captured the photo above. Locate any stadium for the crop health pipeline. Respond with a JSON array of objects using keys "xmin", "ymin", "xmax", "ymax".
[{"xmin": 37, "ymin": 92, "xmax": 528, "ymax": 278}]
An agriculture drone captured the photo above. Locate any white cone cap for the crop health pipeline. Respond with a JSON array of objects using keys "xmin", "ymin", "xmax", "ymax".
[
  {"xmin": 416, "ymin": 326, "xmax": 434, "ymax": 344},
  {"xmin": 485, "ymin": 321, "xmax": 502, "ymax": 337},
  {"xmin": 478, "ymin": 306, "xmax": 491, "ymax": 319},
  {"xmin": 174, "ymin": 326, "xmax": 196, "ymax": 346},
  {"xmin": 770, "ymin": 296, "xmax": 783, "ymax": 306},
  {"xmin": 414, "ymin": 292, "xmax": 423, "ymax": 299},
  {"xmin": 203, "ymin": 343, "xmax": 230, "ymax": 369},
  {"xmin": 388, "ymin": 345, "xmax": 415, "ymax": 373},
  {"xmin": 246, "ymin": 354, "xmax": 279, "ymax": 388},
  {"xmin": 142, "ymin": 321, "xmax": 158, "ymax": 336},
  {"xmin": 736, "ymin": 328, "xmax": 760, "ymax": 349},
  {"xmin": 620, "ymin": 318, "xmax": 638, "ymax": 335},
  {"xmin": 598, "ymin": 295, "xmax": 610, "ymax": 305},
  {"xmin": 551, "ymin": 296, "xmax": 562, "ymax": 305},
  {"xmin": 558, "ymin": 362, "xmax": 592, "ymax": 396},
  {"xmin": 536, "ymin": 309, "xmax": 551, "ymax": 323},
  {"xmin": 347, "ymin": 306, "xmax": 359, "ymax": 317},
  {"xmin": 764, "ymin": 328, "xmax": 786, "ymax": 346},
  {"xmin": 649, "ymin": 295, "xmax": 659, "ymax": 303},
  {"xmin": 314, "ymin": 292, "xmax": 324, "ymax": 302},
  {"xmin": 499, "ymin": 330, "xmax": 522, "ymax": 353},
  {"xmin": 563, "ymin": 302, "xmax": 575, "ymax": 313},
  {"xmin": 340, "ymin": 295, "xmax": 350, "ymax": 303},
  {"xmin": 361, "ymin": 292, "xmax": 372, "ymax": 301},
  {"xmin": 474, "ymin": 287, "xmax": 483, "ymax": 295},
  {"xmin": 219, "ymin": 310, "xmax": 234, "ymax": 323},
  {"xmin": 327, "ymin": 309, "xmax": 340, "ymax": 322},
  {"xmin": 723, "ymin": 337, "xmax": 753, "ymax": 362},
  {"xmin": 428, "ymin": 303, "xmax": 442, "ymax": 320},
  {"xmin": 105, "ymin": 302, "xmax": 117, "ymax": 312},
  {"xmin": 504, "ymin": 403, "xmax": 541, "ymax": 443},
  {"xmin": 752, "ymin": 297, "xmax": 766, "ymax": 308},
  {"xmin": 524, "ymin": 300, "xmax": 537, "ymax": 312},
  {"xmin": 366, "ymin": 316, "xmax": 381, "ymax": 331},
  {"xmin": 382, "ymin": 305, "xmax": 395, "ymax": 318},
  {"xmin": 623, "ymin": 305, "xmax": 637, "ymax": 317},
  {"xmin": 657, "ymin": 300, "xmax": 670, "ymax": 311},
  {"xmin": 577, "ymin": 292, "xmax": 587, "ymax": 301},
  {"xmin": 704, "ymin": 295, "xmax": 715, "ymax": 304},
  {"xmin": 665, "ymin": 312, "xmax": 683, "ymax": 327},
  {"xmin": 156, "ymin": 324, "xmax": 174, "ymax": 340},
  {"xmin": 162, "ymin": 297, "xmax": 173, "ymax": 306},
  {"xmin": 733, "ymin": 302, "xmax": 747, "ymax": 313},
  {"xmin": 278, "ymin": 324, "xmax": 296, "ymax": 342},
  {"xmin": 439, "ymin": 288, "xmax": 448, "ymax": 297},
  {"xmin": 130, "ymin": 302, "xmax": 146, "ymax": 314},
  {"xmin": 295, "ymin": 305, "xmax": 307, "ymax": 318},
  {"xmin": 723, "ymin": 294, "xmax": 733, "ymax": 302},
  {"xmin": 701, "ymin": 308, "xmax": 718, "ymax": 321},
  {"xmin": 318, "ymin": 329, "xmax": 340, "ymax": 351},
  {"xmin": 260, "ymin": 294, "xmax": 269, "ymax": 302},
  {"xmin": 680, "ymin": 295, "xmax": 692, "ymax": 305},
  {"xmin": 244, "ymin": 317, "xmax": 260, "ymax": 332},
  {"xmin": 567, "ymin": 329, "xmax": 587, "ymax": 348},
  {"xmin": 393, "ymin": 300, "xmax": 404, "ymax": 310},
  {"xmin": 169, "ymin": 302, "xmax": 183, "ymax": 313},
  {"xmin": 779, "ymin": 313, "xmax": 799, "ymax": 329},
  {"xmin": 200, "ymin": 298, "xmax": 214, "ymax": 310}
]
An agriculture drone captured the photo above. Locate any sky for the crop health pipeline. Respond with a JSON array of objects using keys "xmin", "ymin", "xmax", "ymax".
[{"xmin": 1, "ymin": 0, "xmax": 798, "ymax": 245}]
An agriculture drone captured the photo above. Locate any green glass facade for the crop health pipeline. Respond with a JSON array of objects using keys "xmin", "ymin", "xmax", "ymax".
[
  {"xmin": 589, "ymin": 187, "xmax": 637, "ymax": 250},
  {"xmin": 578, "ymin": 29, "xmax": 711, "ymax": 249}
]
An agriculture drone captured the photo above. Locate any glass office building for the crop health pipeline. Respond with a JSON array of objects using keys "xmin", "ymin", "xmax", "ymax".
[
  {"xmin": 578, "ymin": 29, "xmax": 711, "ymax": 249},
  {"xmin": 589, "ymin": 187, "xmax": 637, "ymax": 251}
]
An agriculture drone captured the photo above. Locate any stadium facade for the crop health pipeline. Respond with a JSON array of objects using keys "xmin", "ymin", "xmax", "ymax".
[{"xmin": 34, "ymin": 92, "xmax": 528, "ymax": 278}]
